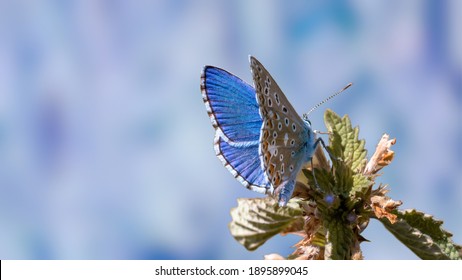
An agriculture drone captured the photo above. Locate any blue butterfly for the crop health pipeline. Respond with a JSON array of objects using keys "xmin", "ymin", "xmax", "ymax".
[{"xmin": 201, "ymin": 56, "xmax": 326, "ymax": 207}]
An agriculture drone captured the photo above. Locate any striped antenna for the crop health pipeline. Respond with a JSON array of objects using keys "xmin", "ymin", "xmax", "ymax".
[{"xmin": 303, "ymin": 83, "xmax": 353, "ymax": 121}]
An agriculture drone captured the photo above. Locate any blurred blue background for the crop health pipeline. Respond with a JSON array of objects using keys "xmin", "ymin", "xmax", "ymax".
[{"xmin": 0, "ymin": 0, "xmax": 460, "ymax": 259}]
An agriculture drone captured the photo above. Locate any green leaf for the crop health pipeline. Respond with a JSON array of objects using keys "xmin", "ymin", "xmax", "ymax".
[
  {"xmin": 228, "ymin": 197, "xmax": 304, "ymax": 251},
  {"xmin": 324, "ymin": 109, "xmax": 367, "ymax": 172},
  {"xmin": 351, "ymin": 173, "xmax": 373, "ymax": 197},
  {"xmin": 324, "ymin": 218, "xmax": 355, "ymax": 259},
  {"xmin": 378, "ymin": 209, "xmax": 462, "ymax": 260},
  {"xmin": 332, "ymin": 159, "xmax": 354, "ymax": 196},
  {"xmin": 302, "ymin": 168, "xmax": 334, "ymax": 196}
]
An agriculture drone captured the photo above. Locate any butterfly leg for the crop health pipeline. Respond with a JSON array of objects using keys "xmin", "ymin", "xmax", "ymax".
[
  {"xmin": 313, "ymin": 137, "xmax": 339, "ymax": 161},
  {"xmin": 310, "ymin": 137, "xmax": 340, "ymax": 190},
  {"xmin": 310, "ymin": 157, "xmax": 320, "ymax": 189}
]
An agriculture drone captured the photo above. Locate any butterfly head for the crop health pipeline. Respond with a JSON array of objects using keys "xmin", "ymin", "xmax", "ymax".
[
  {"xmin": 301, "ymin": 116, "xmax": 316, "ymax": 141},
  {"xmin": 302, "ymin": 114, "xmax": 312, "ymax": 125}
]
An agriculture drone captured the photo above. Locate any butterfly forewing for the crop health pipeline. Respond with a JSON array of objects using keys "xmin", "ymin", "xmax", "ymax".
[{"xmin": 201, "ymin": 66, "xmax": 262, "ymax": 143}]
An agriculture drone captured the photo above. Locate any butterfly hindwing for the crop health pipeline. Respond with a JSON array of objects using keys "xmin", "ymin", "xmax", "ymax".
[{"xmin": 214, "ymin": 136, "xmax": 272, "ymax": 193}]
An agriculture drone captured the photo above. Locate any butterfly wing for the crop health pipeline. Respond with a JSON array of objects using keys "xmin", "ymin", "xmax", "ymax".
[
  {"xmin": 214, "ymin": 136, "xmax": 272, "ymax": 193},
  {"xmin": 201, "ymin": 66, "xmax": 261, "ymax": 143},
  {"xmin": 201, "ymin": 66, "xmax": 272, "ymax": 193},
  {"xmin": 249, "ymin": 56, "xmax": 316, "ymax": 206}
]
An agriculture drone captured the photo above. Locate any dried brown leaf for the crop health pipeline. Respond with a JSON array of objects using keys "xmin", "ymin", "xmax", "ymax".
[
  {"xmin": 371, "ymin": 187, "xmax": 402, "ymax": 224},
  {"xmin": 291, "ymin": 237, "xmax": 324, "ymax": 260},
  {"xmin": 364, "ymin": 134, "xmax": 396, "ymax": 175}
]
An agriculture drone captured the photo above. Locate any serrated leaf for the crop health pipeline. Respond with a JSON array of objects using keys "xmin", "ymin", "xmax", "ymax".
[
  {"xmin": 324, "ymin": 218, "xmax": 355, "ymax": 259},
  {"xmin": 378, "ymin": 209, "xmax": 462, "ymax": 260},
  {"xmin": 302, "ymin": 167, "xmax": 334, "ymax": 196},
  {"xmin": 324, "ymin": 109, "xmax": 367, "ymax": 172},
  {"xmin": 333, "ymin": 159, "xmax": 354, "ymax": 196},
  {"xmin": 351, "ymin": 173, "xmax": 373, "ymax": 197},
  {"xmin": 229, "ymin": 197, "xmax": 304, "ymax": 251}
]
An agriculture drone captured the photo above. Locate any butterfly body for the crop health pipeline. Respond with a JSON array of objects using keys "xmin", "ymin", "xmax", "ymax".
[{"xmin": 201, "ymin": 57, "xmax": 319, "ymax": 206}]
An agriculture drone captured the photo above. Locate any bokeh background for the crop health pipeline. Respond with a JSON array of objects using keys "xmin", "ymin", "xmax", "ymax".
[{"xmin": 0, "ymin": 0, "xmax": 460, "ymax": 259}]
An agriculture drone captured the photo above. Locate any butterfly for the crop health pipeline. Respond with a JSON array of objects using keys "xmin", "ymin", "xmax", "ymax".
[{"xmin": 201, "ymin": 56, "xmax": 329, "ymax": 207}]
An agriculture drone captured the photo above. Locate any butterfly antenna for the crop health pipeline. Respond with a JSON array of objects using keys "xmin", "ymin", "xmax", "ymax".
[{"xmin": 303, "ymin": 83, "xmax": 353, "ymax": 121}]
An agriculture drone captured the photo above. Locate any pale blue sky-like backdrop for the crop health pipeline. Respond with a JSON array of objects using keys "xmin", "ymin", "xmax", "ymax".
[{"xmin": 0, "ymin": 0, "xmax": 460, "ymax": 259}]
